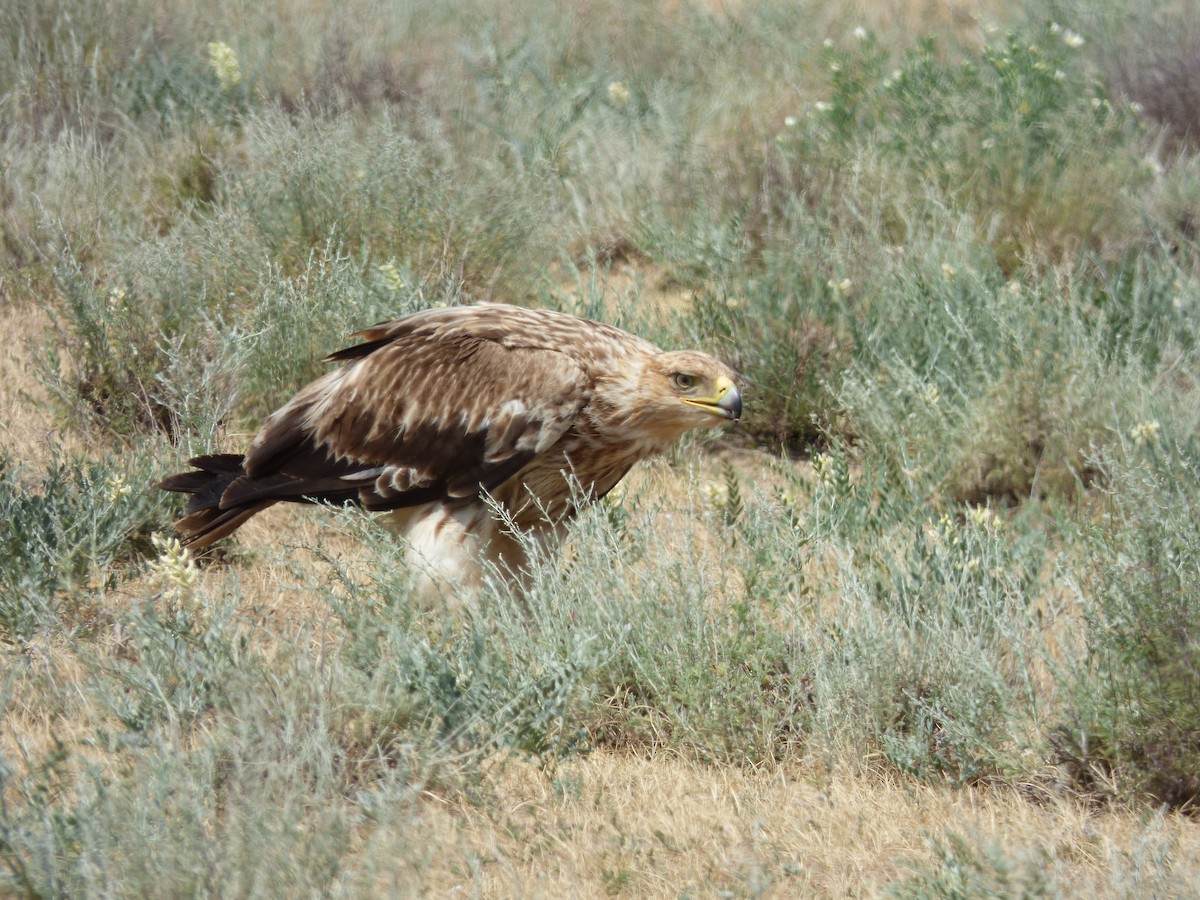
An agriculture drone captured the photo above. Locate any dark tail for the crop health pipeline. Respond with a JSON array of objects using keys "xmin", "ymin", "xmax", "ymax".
[{"xmin": 159, "ymin": 453, "xmax": 279, "ymax": 549}]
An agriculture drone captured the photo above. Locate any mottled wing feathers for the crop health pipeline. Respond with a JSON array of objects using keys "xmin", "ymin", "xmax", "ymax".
[
  {"xmin": 230, "ymin": 310, "xmax": 593, "ymax": 513},
  {"xmin": 159, "ymin": 303, "xmax": 745, "ymax": 554}
]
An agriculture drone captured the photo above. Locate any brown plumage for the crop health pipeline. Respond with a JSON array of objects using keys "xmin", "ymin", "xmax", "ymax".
[{"xmin": 161, "ymin": 303, "xmax": 741, "ymax": 595}]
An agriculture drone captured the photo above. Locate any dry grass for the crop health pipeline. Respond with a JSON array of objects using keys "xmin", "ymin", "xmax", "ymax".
[
  {"xmin": 412, "ymin": 752, "xmax": 1199, "ymax": 896},
  {"xmin": 0, "ymin": 303, "xmax": 92, "ymax": 466}
]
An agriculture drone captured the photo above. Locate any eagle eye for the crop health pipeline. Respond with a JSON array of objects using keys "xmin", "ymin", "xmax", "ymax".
[{"xmin": 672, "ymin": 372, "xmax": 696, "ymax": 390}]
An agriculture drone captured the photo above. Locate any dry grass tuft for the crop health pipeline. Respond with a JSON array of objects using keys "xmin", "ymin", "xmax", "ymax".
[{"xmin": 412, "ymin": 752, "xmax": 1200, "ymax": 896}]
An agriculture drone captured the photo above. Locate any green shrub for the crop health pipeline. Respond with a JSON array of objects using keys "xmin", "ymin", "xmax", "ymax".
[
  {"xmin": 319, "ymin": 482, "xmax": 811, "ymax": 768},
  {"xmin": 0, "ymin": 453, "xmax": 167, "ymax": 643},
  {"xmin": 0, "ymin": 641, "xmax": 404, "ymax": 897},
  {"xmin": 888, "ymin": 830, "xmax": 1055, "ymax": 898},
  {"xmin": 1098, "ymin": 6, "xmax": 1200, "ymax": 153},
  {"xmin": 780, "ymin": 25, "xmax": 1150, "ymax": 270},
  {"xmin": 805, "ymin": 484, "xmax": 1048, "ymax": 785},
  {"xmin": 1055, "ymin": 444, "xmax": 1200, "ymax": 811},
  {"xmin": 836, "ymin": 255, "xmax": 1148, "ymax": 507},
  {"xmin": 692, "ymin": 278, "xmax": 854, "ymax": 452},
  {"xmin": 38, "ymin": 216, "xmax": 272, "ymax": 439}
]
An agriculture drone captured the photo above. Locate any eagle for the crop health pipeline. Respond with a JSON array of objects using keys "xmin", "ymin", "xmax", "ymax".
[{"xmin": 161, "ymin": 303, "xmax": 741, "ymax": 596}]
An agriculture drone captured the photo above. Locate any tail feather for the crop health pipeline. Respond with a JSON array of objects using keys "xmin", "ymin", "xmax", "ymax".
[
  {"xmin": 159, "ymin": 454, "xmax": 275, "ymax": 548},
  {"xmin": 174, "ymin": 501, "xmax": 279, "ymax": 549},
  {"xmin": 159, "ymin": 452, "xmax": 364, "ymax": 548}
]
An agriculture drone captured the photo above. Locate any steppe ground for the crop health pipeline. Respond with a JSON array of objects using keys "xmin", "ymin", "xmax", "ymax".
[{"xmin": 5, "ymin": 0, "xmax": 1200, "ymax": 895}]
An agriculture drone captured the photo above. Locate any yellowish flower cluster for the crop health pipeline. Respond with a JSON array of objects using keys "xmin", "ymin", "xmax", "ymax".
[
  {"xmin": 207, "ymin": 41, "xmax": 241, "ymax": 91},
  {"xmin": 701, "ymin": 480, "xmax": 729, "ymax": 510},
  {"xmin": 1130, "ymin": 420, "xmax": 1161, "ymax": 447},
  {"xmin": 106, "ymin": 472, "xmax": 133, "ymax": 501},
  {"xmin": 827, "ymin": 277, "xmax": 853, "ymax": 297},
  {"xmin": 965, "ymin": 505, "xmax": 998, "ymax": 531},
  {"xmin": 377, "ymin": 262, "xmax": 406, "ymax": 292},
  {"xmin": 812, "ymin": 453, "xmax": 837, "ymax": 486},
  {"xmin": 150, "ymin": 533, "xmax": 199, "ymax": 590}
]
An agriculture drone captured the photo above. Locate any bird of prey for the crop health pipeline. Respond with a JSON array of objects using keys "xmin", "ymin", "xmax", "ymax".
[{"xmin": 161, "ymin": 303, "xmax": 741, "ymax": 595}]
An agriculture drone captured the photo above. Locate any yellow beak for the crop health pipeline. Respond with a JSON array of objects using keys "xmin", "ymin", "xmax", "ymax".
[{"xmin": 682, "ymin": 375, "xmax": 742, "ymax": 421}]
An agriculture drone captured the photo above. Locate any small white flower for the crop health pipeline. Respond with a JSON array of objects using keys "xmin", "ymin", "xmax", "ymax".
[
  {"xmin": 922, "ymin": 384, "xmax": 940, "ymax": 405},
  {"xmin": 941, "ymin": 262, "xmax": 956, "ymax": 280},
  {"xmin": 607, "ymin": 81, "xmax": 630, "ymax": 107},
  {"xmin": 814, "ymin": 101, "xmax": 833, "ymax": 112},
  {"xmin": 1061, "ymin": 29, "xmax": 1084, "ymax": 49},
  {"xmin": 823, "ymin": 38, "xmax": 834, "ymax": 48},
  {"xmin": 853, "ymin": 26, "xmax": 868, "ymax": 41},
  {"xmin": 783, "ymin": 115, "xmax": 798, "ymax": 128}
]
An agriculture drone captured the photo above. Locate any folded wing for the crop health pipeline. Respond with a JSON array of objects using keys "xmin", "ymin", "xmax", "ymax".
[{"xmin": 162, "ymin": 308, "xmax": 591, "ymax": 546}]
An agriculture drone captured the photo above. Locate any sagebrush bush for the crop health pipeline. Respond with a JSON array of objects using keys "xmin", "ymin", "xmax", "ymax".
[
  {"xmin": 1098, "ymin": 7, "xmax": 1200, "ymax": 153},
  {"xmin": 799, "ymin": 454, "xmax": 1049, "ymax": 784},
  {"xmin": 691, "ymin": 279, "xmax": 854, "ymax": 451},
  {"xmin": 888, "ymin": 830, "xmax": 1056, "ymax": 898},
  {"xmin": 0, "ymin": 600, "xmax": 419, "ymax": 896},
  {"xmin": 0, "ymin": 453, "xmax": 168, "ymax": 643},
  {"xmin": 322, "ymin": 490, "xmax": 811, "ymax": 768},
  {"xmin": 833, "ymin": 251, "xmax": 1159, "ymax": 508},
  {"xmin": 1056, "ymin": 443, "xmax": 1200, "ymax": 812}
]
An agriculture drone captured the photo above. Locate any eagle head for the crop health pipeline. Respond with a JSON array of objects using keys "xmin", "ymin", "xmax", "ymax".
[{"xmin": 627, "ymin": 350, "xmax": 742, "ymax": 440}]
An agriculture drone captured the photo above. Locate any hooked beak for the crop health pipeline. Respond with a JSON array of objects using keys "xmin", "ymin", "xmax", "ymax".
[{"xmin": 682, "ymin": 375, "xmax": 742, "ymax": 421}]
